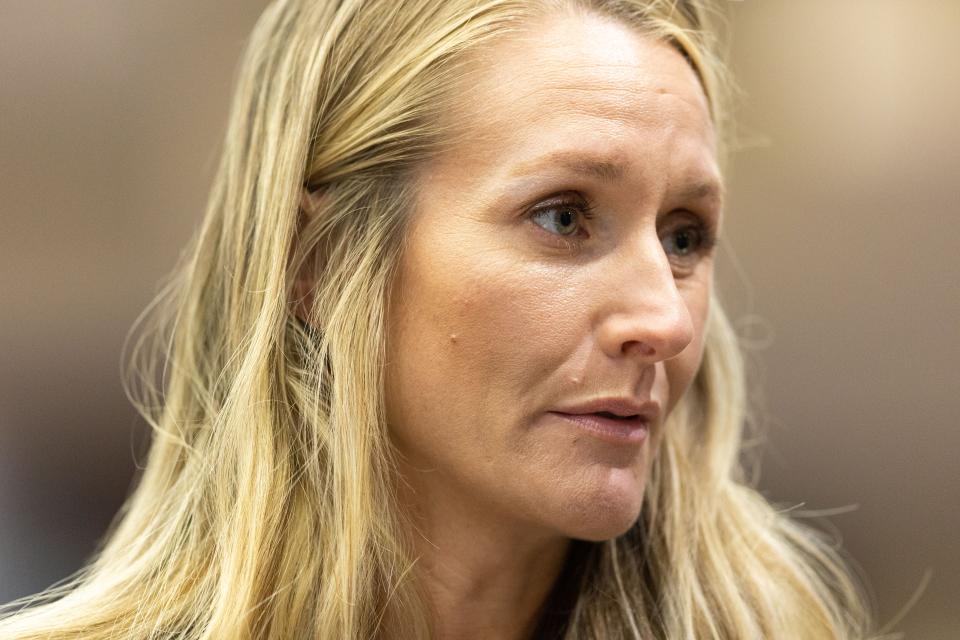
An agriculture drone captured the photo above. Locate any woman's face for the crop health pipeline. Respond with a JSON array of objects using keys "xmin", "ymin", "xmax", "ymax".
[{"xmin": 385, "ymin": 11, "xmax": 722, "ymax": 542}]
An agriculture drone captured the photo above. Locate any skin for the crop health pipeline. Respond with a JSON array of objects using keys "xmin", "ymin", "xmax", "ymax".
[{"xmin": 381, "ymin": 9, "xmax": 723, "ymax": 640}]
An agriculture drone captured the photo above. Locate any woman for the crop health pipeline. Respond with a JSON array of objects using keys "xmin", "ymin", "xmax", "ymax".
[{"xmin": 0, "ymin": 0, "xmax": 873, "ymax": 638}]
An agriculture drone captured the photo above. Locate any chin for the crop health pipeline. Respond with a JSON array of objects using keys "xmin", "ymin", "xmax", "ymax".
[{"xmin": 554, "ymin": 474, "xmax": 647, "ymax": 542}]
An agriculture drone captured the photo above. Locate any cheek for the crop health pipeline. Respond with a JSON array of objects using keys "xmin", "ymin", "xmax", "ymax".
[
  {"xmin": 383, "ymin": 235, "xmax": 581, "ymax": 463},
  {"xmin": 664, "ymin": 276, "xmax": 712, "ymax": 413}
]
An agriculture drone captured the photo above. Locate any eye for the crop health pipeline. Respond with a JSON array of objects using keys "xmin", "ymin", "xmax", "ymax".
[
  {"xmin": 662, "ymin": 225, "xmax": 703, "ymax": 256},
  {"xmin": 528, "ymin": 195, "xmax": 595, "ymax": 238},
  {"xmin": 660, "ymin": 216, "xmax": 718, "ymax": 262}
]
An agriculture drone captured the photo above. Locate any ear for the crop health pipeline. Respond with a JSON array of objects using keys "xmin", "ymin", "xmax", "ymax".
[
  {"xmin": 291, "ymin": 186, "xmax": 325, "ymax": 324},
  {"xmin": 300, "ymin": 186, "xmax": 325, "ymax": 216}
]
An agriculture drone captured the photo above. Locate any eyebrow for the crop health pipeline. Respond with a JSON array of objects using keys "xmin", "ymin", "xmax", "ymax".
[
  {"xmin": 675, "ymin": 179, "xmax": 725, "ymax": 203},
  {"xmin": 507, "ymin": 150, "xmax": 724, "ymax": 202},
  {"xmin": 508, "ymin": 151, "xmax": 628, "ymax": 184}
]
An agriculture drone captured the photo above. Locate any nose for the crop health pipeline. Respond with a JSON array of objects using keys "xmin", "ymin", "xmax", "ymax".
[{"xmin": 595, "ymin": 239, "xmax": 695, "ymax": 363}]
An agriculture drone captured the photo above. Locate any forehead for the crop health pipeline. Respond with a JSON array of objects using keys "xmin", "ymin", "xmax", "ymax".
[
  {"xmin": 482, "ymin": 12, "xmax": 706, "ymax": 120},
  {"xmin": 430, "ymin": 9, "xmax": 718, "ymax": 190}
]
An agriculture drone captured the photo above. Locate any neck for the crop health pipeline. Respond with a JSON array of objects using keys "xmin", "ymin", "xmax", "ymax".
[{"xmin": 395, "ymin": 465, "xmax": 573, "ymax": 640}]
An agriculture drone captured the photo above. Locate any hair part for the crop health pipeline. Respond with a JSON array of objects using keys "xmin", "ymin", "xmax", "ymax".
[{"xmin": 0, "ymin": 1, "xmax": 873, "ymax": 638}]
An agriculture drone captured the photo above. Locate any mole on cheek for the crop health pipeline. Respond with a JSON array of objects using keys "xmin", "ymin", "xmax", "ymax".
[{"xmin": 449, "ymin": 333, "xmax": 458, "ymax": 344}]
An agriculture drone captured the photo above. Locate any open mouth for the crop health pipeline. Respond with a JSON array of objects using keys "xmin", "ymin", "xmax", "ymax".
[
  {"xmin": 593, "ymin": 411, "xmax": 639, "ymax": 420},
  {"xmin": 550, "ymin": 410, "xmax": 649, "ymax": 445}
]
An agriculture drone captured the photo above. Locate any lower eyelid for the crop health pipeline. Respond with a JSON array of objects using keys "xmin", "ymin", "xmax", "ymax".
[
  {"xmin": 525, "ymin": 220, "xmax": 588, "ymax": 253},
  {"xmin": 537, "ymin": 224, "xmax": 587, "ymax": 247}
]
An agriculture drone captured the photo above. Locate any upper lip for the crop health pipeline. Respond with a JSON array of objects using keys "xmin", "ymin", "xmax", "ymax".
[{"xmin": 552, "ymin": 397, "xmax": 661, "ymax": 422}]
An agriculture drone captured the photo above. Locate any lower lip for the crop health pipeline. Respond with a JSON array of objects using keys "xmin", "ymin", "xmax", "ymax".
[{"xmin": 549, "ymin": 412, "xmax": 649, "ymax": 445}]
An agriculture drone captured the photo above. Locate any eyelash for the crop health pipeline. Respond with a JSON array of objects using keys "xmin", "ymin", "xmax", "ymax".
[{"xmin": 526, "ymin": 194, "xmax": 719, "ymax": 262}]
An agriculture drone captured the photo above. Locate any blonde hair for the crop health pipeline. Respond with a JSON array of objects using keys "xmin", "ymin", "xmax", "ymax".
[{"xmin": 0, "ymin": 1, "xmax": 874, "ymax": 638}]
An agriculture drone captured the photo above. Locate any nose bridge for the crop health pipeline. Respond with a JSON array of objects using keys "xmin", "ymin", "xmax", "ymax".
[{"xmin": 597, "ymin": 235, "xmax": 694, "ymax": 361}]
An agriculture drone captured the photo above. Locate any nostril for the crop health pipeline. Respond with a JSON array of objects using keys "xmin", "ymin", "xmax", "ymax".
[{"xmin": 624, "ymin": 341, "xmax": 656, "ymax": 358}]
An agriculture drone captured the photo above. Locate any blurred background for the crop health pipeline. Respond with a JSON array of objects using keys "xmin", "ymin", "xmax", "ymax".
[{"xmin": 1, "ymin": 1, "xmax": 957, "ymax": 637}]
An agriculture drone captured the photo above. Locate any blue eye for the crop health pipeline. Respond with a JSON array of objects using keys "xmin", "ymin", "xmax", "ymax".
[
  {"xmin": 663, "ymin": 226, "xmax": 702, "ymax": 255},
  {"xmin": 661, "ymin": 220, "xmax": 718, "ymax": 260},
  {"xmin": 529, "ymin": 198, "xmax": 595, "ymax": 237}
]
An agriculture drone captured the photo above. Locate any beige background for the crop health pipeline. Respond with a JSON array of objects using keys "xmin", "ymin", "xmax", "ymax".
[{"xmin": 1, "ymin": 1, "xmax": 957, "ymax": 637}]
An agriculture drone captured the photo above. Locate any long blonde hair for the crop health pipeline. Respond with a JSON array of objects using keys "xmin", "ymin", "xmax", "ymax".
[{"xmin": 0, "ymin": 1, "xmax": 874, "ymax": 638}]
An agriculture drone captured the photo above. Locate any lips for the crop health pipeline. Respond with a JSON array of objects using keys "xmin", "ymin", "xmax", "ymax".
[
  {"xmin": 548, "ymin": 396, "xmax": 659, "ymax": 445},
  {"xmin": 552, "ymin": 396, "xmax": 661, "ymax": 423},
  {"xmin": 593, "ymin": 410, "xmax": 636, "ymax": 420},
  {"xmin": 550, "ymin": 411, "xmax": 649, "ymax": 445}
]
